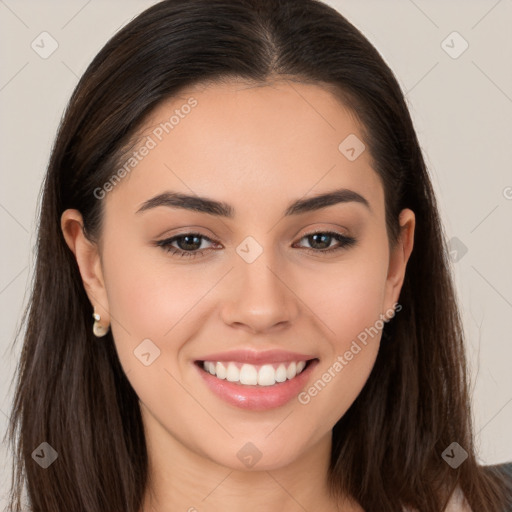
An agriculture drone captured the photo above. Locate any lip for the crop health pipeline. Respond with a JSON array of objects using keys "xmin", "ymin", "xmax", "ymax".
[
  {"xmin": 196, "ymin": 349, "xmax": 316, "ymax": 365},
  {"xmin": 194, "ymin": 357, "xmax": 320, "ymax": 411}
]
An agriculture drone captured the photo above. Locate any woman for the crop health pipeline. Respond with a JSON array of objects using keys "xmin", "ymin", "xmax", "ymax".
[{"xmin": 7, "ymin": 0, "xmax": 512, "ymax": 510}]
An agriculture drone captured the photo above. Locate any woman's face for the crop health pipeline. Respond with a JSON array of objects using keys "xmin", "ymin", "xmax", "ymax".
[{"xmin": 65, "ymin": 79, "xmax": 414, "ymax": 471}]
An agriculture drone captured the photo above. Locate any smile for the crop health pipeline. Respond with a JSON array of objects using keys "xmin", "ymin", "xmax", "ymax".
[
  {"xmin": 200, "ymin": 360, "xmax": 309, "ymax": 386},
  {"xmin": 194, "ymin": 358, "xmax": 319, "ymax": 410}
]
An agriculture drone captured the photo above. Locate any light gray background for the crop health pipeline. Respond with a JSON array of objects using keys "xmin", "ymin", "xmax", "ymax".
[{"xmin": 1, "ymin": 0, "xmax": 511, "ymax": 506}]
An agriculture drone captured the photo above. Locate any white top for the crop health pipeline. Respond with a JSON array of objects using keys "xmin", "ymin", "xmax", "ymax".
[{"xmin": 445, "ymin": 488, "xmax": 472, "ymax": 511}]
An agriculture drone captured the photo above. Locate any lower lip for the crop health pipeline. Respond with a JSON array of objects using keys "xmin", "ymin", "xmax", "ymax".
[{"xmin": 195, "ymin": 359, "xmax": 319, "ymax": 411}]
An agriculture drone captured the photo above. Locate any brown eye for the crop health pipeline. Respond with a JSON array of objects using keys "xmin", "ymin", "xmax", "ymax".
[
  {"xmin": 295, "ymin": 231, "xmax": 357, "ymax": 254},
  {"xmin": 155, "ymin": 230, "xmax": 357, "ymax": 260},
  {"xmin": 156, "ymin": 233, "xmax": 217, "ymax": 258}
]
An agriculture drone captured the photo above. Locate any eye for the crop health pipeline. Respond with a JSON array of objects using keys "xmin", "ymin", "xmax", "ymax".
[
  {"xmin": 294, "ymin": 230, "xmax": 357, "ymax": 254},
  {"xmin": 155, "ymin": 230, "xmax": 357, "ymax": 259},
  {"xmin": 156, "ymin": 232, "xmax": 218, "ymax": 259}
]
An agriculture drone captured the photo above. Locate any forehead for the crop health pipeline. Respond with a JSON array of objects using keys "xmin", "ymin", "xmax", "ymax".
[
  {"xmin": 106, "ymin": 78, "xmax": 384, "ymax": 219},
  {"xmin": 144, "ymin": 78, "xmax": 363, "ymax": 157}
]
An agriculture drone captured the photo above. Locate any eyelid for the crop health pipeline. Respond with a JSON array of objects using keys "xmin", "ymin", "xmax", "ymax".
[{"xmin": 155, "ymin": 227, "xmax": 357, "ymax": 259}]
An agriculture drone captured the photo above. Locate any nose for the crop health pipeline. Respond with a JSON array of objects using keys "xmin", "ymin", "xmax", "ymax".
[{"xmin": 220, "ymin": 252, "xmax": 300, "ymax": 334}]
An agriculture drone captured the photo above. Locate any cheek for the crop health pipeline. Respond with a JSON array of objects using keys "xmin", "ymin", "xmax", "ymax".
[
  {"xmin": 302, "ymin": 249, "xmax": 389, "ymax": 343},
  {"xmin": 297, "ymin": 276, "xmax": 385, "ymax": 436},
  {"xmin": 102, "ymin": 233, "xmax": 205, "ymax": 332},
  {"xmin": 100, "ymin": 238, "xmax": 180, "ymax": 369},
  {"xmin": 297, "ymin": 339, "xmax": 380, "ymax": 438},
  {"xmin": 295, "ymin": 249, "xmax": 389, "ymax": 425},
  {"xmin": 101, "ymin": 240, "xmax": 230, "ymax": 383}
]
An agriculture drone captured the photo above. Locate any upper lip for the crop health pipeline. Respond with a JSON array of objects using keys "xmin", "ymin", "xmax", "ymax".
[{"xmin": 196, "ymin": 349, "xmax": 317, "ymax": 365}]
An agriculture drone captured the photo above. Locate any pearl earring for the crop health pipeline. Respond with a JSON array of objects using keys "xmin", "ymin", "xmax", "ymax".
[{"xmin": 92, "ymin": 310, "xmax": 110, "ymax": 337}]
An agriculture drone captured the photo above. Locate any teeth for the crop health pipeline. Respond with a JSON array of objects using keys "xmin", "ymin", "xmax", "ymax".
[
  {"xmin": 216, "ymin": 362, "xmax": 227, "ymax": 379},
  {"xmin": 239, "ymin": 364, "xmax": 258, "ymax": 385},
  {"xmin": 257, "ymin": 364, "xmax": 276, "ymax": 386},
  {"xmin": 226, "ymin": 363, "xmax": 239, "ymax": 382},
  {"xmin": 286, "ymin": 362, "xmax": 297, "ymax": 380},
  {"xmin": 202, "ymin": 360, "xmax": 309, "ymax": 386},
  {"xmin": 275, "ymin": 364, "xmax": 287, "ymax": 383}
]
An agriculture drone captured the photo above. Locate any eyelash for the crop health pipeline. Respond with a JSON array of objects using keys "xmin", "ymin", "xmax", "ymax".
[{"xmin": 155, "ymin": 230, "xmax": 357, "ymax": 259}]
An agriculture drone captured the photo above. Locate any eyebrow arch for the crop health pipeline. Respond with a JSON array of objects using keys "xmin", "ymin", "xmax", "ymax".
[{"xmin": 135, "ymin": 187, "xmax": 371, "ymax": 217}]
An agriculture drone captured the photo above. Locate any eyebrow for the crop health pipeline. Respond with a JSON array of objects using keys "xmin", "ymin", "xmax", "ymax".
[{"xmin": 135, "ymin": 187, "xmax": 371, "ymax": 217}]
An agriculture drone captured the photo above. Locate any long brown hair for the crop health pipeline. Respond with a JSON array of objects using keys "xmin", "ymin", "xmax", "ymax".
[{"xmin": 6, "ymin": 0, "xmax": 512, "ymax": 510}]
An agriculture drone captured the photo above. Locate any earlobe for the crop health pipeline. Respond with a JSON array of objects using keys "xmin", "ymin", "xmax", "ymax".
[{"xmin": 60, "ymin": 209, "xmax": 111, "ymax": 329}]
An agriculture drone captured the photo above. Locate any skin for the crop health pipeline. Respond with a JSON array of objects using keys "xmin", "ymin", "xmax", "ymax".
[{"xmin": 62, "ymin": 78, "xmax": 415, "ymax": 512}]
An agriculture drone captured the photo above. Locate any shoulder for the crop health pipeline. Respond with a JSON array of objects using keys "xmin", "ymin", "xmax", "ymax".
[
  {"xmin": 487, "ymin": 461, "xmax": 512, "ymax": 480},
  {"xmin": 483, "ymin": 462, "xmax": 512, "ymax": 511},
  {"xmin": 446, "ymin": 462, "xmax": 512, "ymax": 512},
  {"xmin": 403, "ymin": 463, "xmax": 512, "ymax": 512}
]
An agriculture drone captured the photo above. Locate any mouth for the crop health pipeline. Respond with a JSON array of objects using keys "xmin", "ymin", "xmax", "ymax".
[
  {"xmin": 194, "ymin": 357, "xmax": 320, "ymax": 410},
  {"xmin": 194, "ymin": 359, "xmax": 317, "ymax": 386}
]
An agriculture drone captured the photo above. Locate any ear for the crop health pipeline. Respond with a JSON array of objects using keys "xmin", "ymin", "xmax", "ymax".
[
  {"xmin": 383, "ymin": 208, "xmax": 415, "ymax": 317},
  {"xmin": 60, "ymin": 209, "xmax": 110, "ymax": 326}
]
